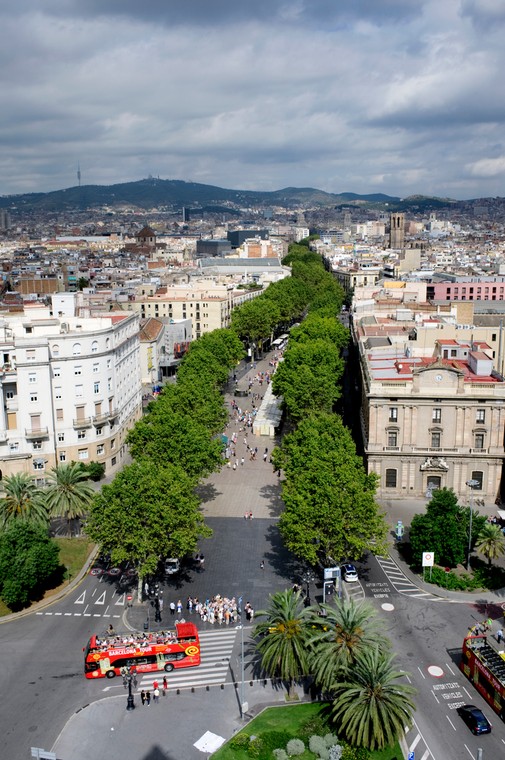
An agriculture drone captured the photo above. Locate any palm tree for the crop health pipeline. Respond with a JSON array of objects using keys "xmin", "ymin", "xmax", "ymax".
[
  {"xmin": 331, "ymin": 648, "xmax": 416, "ymax": 751},
  {"xmin": 476, "ymin": 523, "xmax": 505, "ymax": 566},
  {"xmin": 253, "ymin": 589, "xmax": 311, "ymax": 698},
  {"xmin": 0, "ymin": 472, "xmax": 48, "ymax": 527},
  {"xmin": 44, "ymin": 462, "xmax": 95, "ymax": 535},
  {"xmin": 306, "ymin": 598, "xmax": 390, "ymax": 692}
]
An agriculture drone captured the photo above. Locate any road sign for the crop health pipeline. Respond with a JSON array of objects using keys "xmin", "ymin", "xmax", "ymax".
[
  {"xmin": 324, "ymin": 567, "xmax": 340, "ymax": 579},
  {"xmin": 408, "ymin": 752, "xmax": 414, "ymax": 760},
  {"xmin": 422, "ymin": 552, "xmax": 434, "ymax": 567}
]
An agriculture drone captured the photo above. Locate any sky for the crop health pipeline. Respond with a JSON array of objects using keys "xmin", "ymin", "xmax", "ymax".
[{"xmin": 1, "ymin": 0, "xmax": 504, "ymax": 200}]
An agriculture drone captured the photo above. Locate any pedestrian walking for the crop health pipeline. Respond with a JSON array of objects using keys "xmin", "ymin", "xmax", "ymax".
[
  {"xmin": 163, "ymin": 676, "xmax": 168, "ymax": 695},
  {"xmin": 263, "ymin": 452, "xmax": 268, "ymax": 462},
  {"xmin": 146, "ymin": 690, "xmax": 151, "ymax": 706},
  {"xmin": 141, "ymin": 689, "xmax": 146, "ymax": 706},
  {"xmin": 170, "ymin": 601, "xmax": 176, "ymax": 615},
  {"xmin": 260, "ymin": 560, "xmax": 265, "ymax": 570},
  {"xmin": 177, "ymin": 599, "xmax": 182, "ymax": 614},
  {"xmin": 153, "ymin": 687, "xmax": 160, "ymax": 703},
  {"xmin": 240, "ymin": 457, "xmax": 244, "ymax": 466},
  {"xmin": 497, "ymin": 628, "xmax": 504, "ymax": 644}
]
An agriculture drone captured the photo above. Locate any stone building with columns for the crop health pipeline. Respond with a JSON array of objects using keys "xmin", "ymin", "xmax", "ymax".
[{"xmin": 357, "ymin": 337, "xmax": 505, "ymax": 501}]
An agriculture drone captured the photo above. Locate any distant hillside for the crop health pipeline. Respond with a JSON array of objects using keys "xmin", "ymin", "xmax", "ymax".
[{"xmin": 0, "ymin": 177, "xmax": 463, "ymax": 214}]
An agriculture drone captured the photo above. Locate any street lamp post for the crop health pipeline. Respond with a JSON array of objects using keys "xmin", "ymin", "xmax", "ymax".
[
  {"xmin": 466, "ymin": 479, "xmax": 480, "ymax": 572},
  {"xmin": 122, "ymin": 666, "xmax": 137, "ymax": 711},
  {"xmin": 302, "ymin": 570, "xmax": 315, "ymax": 606},
  {"xmin": 237, "ymin": 623, "xmax": 247, "ymax": 718}
]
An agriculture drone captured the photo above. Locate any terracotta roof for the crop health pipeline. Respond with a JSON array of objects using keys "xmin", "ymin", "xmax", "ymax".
[{"xmin": 139, "ymin": 317, "xmax": 164, "ymax": 342}]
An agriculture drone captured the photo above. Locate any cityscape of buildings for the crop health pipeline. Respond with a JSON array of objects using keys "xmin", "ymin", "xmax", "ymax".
[{"xmin": 1, "ymin": 192, "xmax": 505, "ymax": 502}]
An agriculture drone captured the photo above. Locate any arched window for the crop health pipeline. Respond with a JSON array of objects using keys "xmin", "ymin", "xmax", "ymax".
[
  {"xmin": 91, "ymin": 340, "xmax": 98, "ymax": 353},
  {"xmin": 72, "ymin": 343, "xmax": 81, "ymax": 356},
  {"xmin": 52, "ymin": 344, "xmax": 60, "ymax": 357}
]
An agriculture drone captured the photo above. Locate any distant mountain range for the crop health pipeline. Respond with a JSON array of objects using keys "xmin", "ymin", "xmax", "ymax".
[{"xmin": 0, "ymin": 177, "xmax": 478, "ymax": 213}]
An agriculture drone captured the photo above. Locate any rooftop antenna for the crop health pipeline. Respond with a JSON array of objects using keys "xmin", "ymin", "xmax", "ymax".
[{"xmin": 77, "ymin": 162, "xmax": 81, "ymax": 187}]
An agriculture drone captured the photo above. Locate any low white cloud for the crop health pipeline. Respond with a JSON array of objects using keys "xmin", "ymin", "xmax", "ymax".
[{"xmin": 0, "ymin": 1, "xmax": 503, "ymax": 199}]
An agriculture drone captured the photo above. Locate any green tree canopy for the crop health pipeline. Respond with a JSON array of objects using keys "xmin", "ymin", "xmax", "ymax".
[
  {"xmin": 408, "ymin": 488, "xmax": 486, "ymax": 567},
  {"xmin": 230, "ymin": 297, "xmax": 281, "ymax": 344},
  {"xmin": 0, "ymin": 472, "xmax": 48, "ymax": 528},
  {"xmin": 475, "ymin": 522, "xmax": 505, "ymax": 566},
  {"xmin": 0, "ymin": 522, "xmax": 60, "ymax": 608},
  {"xmin": 127, "ymin": 411, "xmax": 223, "ymax": 478},
  {"xmin": 253, "ymin": 589, "xmax": 311, "ymax": 698},
  {"xmin": 289, "ymin": 313, "xmax": 349, "ymax": 352},
  {"xmin": 44, "ymin": 462, "xmax": 95, "ymax": 534},
  {"xmin": 85, "ymin": 460, "xmax": 211, "ymax": 582},
  {"xmin": 275, "ymin": 413, "xmax": 387, "ymax": 565},
  {"xmin": 307, "ymin": 599, "xmax": 390, "ymax": 692},
  {"xmin": 331, "ymin": 649, "xmax": 416, "ymax": 750},
  {"xmin": 272, "ymin": 339, "xmax": 344, "ymax": 419}
]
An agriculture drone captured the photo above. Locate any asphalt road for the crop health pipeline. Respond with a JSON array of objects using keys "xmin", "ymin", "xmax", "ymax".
[{"xmin": 351, "ymin": 552, "xmax": 505, "ymax": 759}]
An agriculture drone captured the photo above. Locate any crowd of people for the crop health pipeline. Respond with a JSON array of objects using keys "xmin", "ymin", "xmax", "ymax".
[{"xmin": 170, "ymin": 594, "xmax": 251, "ymax": 625}]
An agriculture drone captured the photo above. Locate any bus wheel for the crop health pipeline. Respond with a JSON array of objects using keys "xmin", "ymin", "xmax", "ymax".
[
  {"xmin": 106, "ymin": 670, "xmax": 116, "ymax": 679},
  {"xmin": 164, "ymin": 663, "xmax": 174, "ymax": 672}
]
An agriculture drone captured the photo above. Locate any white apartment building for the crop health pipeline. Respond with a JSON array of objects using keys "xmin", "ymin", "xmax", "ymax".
[
  {"xmin": 131, "ymin": 282, "xmax": 266, "ymax": 337},
  {"xmin": 0, "ymin": 297, "xmax": 141, "ymax": 482}
]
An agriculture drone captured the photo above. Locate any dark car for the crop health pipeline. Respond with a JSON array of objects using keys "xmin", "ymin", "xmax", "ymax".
[{"xmin": 456, "ymin": 705, "xmax": 492, "ymax": 735}]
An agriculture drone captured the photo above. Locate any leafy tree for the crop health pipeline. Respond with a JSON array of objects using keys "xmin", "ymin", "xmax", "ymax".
[
  {"xmin": 289, "ymin": 313, "xmax": 349, "ymax": 352},
  {"xmin": 127, "ymin": 411, "xmax": 223, "ymax": 478},
  {"xmin": 331, "ymin": 649, "xmax": 416, "ymax": 751},
  {"xmin": 475, "ymin": 523, "xmax": 505, "ymax": 566},
  {"xmin": 231, "ymin": 297, "xmax": 281, "ymax": 345},
  {"xmin": 276, "ymin": 413, "xmax": 387, "ymax": 565},
  {"xmin": 307, "ymin": 599, "xmax": 390, "ymax": 691},
  {"xmin": 85, "ymin": 460, "xmax": 211, "ymax": 596},
  {"xmin": 0, "ymin": 472, "xmax": 48, "ymax": 528},
  {"xmin": 408, "ymin": 488, "xmax": 486, "ymax": 567},
  {"xmin": 44, "ymin": 462, "xmax": 95, "ymax": 535},
  {"xmin": 0, "ymin": 522, "xmax": 60, "ymax": 608},
  {"xmin": 272, "ymin": 340, "xmax": 344, "ymax": 419},
  {"xmin": 253, "ymin": 589, "xmax": 311, "ymax": 698},
  {"xmin": 81, "ymin": 460, "xmax": 106, "ymax": 481}
]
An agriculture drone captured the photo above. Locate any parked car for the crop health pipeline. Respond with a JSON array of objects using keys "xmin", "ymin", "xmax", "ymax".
[
  {"xmin": 456, "ymin": 705, "xmax": 492, "ymax": 735},
  {"xmin": 341, "ymin": 564, "xmax": 359, "ymax": 582},
  {"xmin": 164, "ymin": 558, "xmax": 180, "ymax": 576}
]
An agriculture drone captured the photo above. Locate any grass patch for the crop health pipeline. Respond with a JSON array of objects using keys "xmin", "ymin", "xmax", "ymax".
[
  {"xmin": 213, "ymin": 703, "xmax": 402, "ymax": 760},
  {"xmin": 0, "ymin": 536, "xmax": 95, "ymax": 616}
]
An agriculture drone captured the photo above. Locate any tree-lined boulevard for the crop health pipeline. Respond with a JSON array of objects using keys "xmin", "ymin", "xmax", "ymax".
[{"xmin": 1, "ymin": 242, "xmax": 505, "ymax": 758}]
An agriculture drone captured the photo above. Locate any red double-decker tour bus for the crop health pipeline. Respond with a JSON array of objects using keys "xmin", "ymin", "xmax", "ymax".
[
  {"xmin": 84, "ymin": 622, "xmax": 201, "ymax": 679},
  {"xmin": 460, "ymin": 634, "xmax": 505, "ymax": 720}
]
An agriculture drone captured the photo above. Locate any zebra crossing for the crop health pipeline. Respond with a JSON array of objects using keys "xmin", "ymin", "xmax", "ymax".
[
  {"xmin": 375, "ymin": 555, "xmax": 455, "ymax": 602},
  {"xmin": 135, "ymin": 627, "xmax": 238, "ymax": 692},
  {"xmin": 404, "ymin": 718, "xmax": 435, "ymax": 760}
]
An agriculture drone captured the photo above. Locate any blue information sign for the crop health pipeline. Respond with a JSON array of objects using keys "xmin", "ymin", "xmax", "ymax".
[{"xmin": 408, "ymin": 752, "xmax": 414, "ymax": 760}]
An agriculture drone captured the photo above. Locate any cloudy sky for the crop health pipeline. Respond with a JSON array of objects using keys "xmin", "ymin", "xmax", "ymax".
[{"xmin": 1, "ymin": 0, "xmax": 504, "ymax": 199}]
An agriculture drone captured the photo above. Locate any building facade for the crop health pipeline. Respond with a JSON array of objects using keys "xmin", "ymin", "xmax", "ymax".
[
  {"xmin": 0, "ymin": 303, "xmax": 141, "ymax": 482},
  {"xmin": 359, "ymin": 339, "xmax": 505, "ymax": 500}
]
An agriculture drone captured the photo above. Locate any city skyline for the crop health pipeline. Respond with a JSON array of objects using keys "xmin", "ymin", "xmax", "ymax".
[{"xmin": 0, "ymin": 1, "xmax": 504, "ymax": 200}]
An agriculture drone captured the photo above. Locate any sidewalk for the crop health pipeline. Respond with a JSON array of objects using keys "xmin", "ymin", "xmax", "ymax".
[{"xmin": 52, "ymin": 679, "xmax": 312, "ymax": 760}]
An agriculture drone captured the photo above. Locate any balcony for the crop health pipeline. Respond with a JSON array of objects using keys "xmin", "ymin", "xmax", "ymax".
[
  {"xmin": 25, "ymin": 427, "xmax": 49, "ymax": 439},
  {"xmin": 73, "ymin": 417, "xmax": 92, "ymax": 429},
  {"xmin": 92, "ymin": 409, "xmax": 117, "ymax": 426}
]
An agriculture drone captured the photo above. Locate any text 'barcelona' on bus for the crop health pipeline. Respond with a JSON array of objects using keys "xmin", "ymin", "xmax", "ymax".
[{"xmin": 83, "ymin": 622, "xmax": 201, "ymax": 679}]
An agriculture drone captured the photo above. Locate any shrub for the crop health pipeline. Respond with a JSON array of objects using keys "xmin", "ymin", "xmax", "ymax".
[
  {"xmin": 309, "ymin": 735, "xmax": 328, "ymax": 755},
  {"xmin": 273, "ymin": 751, "xmax": 288, "ymax": 760},
  {"xmin": 260, "ymin": 731, "xmax": 292, "ymax": 755},
  {"xmin": 286, "ymin": 738, "xmax": 305, "ymax": 756},
  {"xmin": 324, "ymin": 734, "xmax": 339, "ymax": 747},
  {"xmin": 340, "ymin": 745, "xmax": 371, "ymax": 760},
  {"xmin": 248, "ymin": 736, "xmax": 265, "ymax": 758},
  {"xmin": 229, "ymin": 733, "xmax": 249, "ymax": 750},
  {"xmin": 300, "ymin": 714, "xmax": 328, "ymax": 739},
  {"xmin": 328, "ymin": 745, "xmax": 343, "ymax": 760}
]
